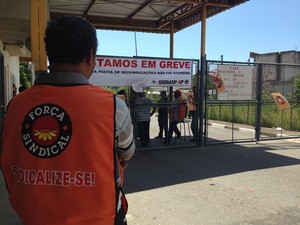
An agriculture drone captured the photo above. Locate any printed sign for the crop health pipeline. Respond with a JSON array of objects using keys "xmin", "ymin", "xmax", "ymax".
[
  {"xmin": 89, "ymin": 56, "xmax": 193, "ymax": 87},
  {"xmin": 215, "ymin": 65, "xmax": 253, "ymax": 100}
]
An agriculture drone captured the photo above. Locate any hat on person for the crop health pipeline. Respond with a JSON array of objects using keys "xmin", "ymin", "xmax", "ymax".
[{"xmin": 174, "ymin": 89, "xmax": 182, "ymax": 95}]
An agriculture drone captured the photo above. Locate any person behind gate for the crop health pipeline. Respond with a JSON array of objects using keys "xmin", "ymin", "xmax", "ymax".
[
  {"xmin": 155, "ymin": 90, "xmax": 169, "ymax": 139},
  {"xmin": 134, "ymin": 92, "xmax": 156, "ymax": 146},
  {"xmin": 163, "ymin": 89, "xmax": 186, "ymax": 144},
  {"xmin": 0, "ymin": 16, "xmax": 135, "ymax": 225}
]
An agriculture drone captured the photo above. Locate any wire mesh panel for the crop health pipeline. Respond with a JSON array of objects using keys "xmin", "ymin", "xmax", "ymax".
[
  {"xmin": 259, "ymin": 64, "xmax": 300, "ymax": 140},
  {"xmin": 205, "ymin": 61, "xmax": 300, "ymax": 145}
]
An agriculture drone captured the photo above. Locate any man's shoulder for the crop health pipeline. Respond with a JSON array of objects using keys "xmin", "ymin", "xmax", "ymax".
[
  {"xmin": 88, "ymin": 86, "xmax": 115, "ymax": 96},
  {"xmin": 136, "ymin": 97, "xmax": 152, "ymax": 104},
  {"xmin": 115, "ymin": 95, "xmax": 128, "ymax": 108}
]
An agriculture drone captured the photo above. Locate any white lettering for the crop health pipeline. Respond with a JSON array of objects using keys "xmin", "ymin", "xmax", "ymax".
[{"xmin": 27, "ymin": 105, "xmax": 65, "ymax": 121}]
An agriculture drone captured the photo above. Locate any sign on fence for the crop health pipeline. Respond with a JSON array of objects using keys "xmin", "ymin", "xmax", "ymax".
[
  {"xmin": 89, "ymin": 56, "xmax": 193, "ymax": 87},
  {"xmin": 215, "ymin": 65, "xmax": 253, "ymax": 100}
]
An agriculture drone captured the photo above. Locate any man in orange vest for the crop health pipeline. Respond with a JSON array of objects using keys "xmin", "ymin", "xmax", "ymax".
[
  {"xmin": 163, "ymin": 89, "xmax": 186, "ymax": 144},
  {"xmin": 1, "ymin": 16, "xmax": 135, "ymax": 225}
]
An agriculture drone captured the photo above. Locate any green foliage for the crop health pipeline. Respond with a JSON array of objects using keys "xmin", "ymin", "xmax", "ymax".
[
  {"xmin": 294, "ymin": 74, "xmax": 300, "ymax": 106},
  {"xmin": 208, "ymin": 103, "xmax": 300, "ymax": 132},
  {"xmin": 102, "ymin": 86, "xmax": 123, "ymax": 94},
  {"xmin": 261, "ymin": 91, "xmax": 273, "ymax": 101},
  {"xmin": 19, "ymin": 62, "xmax": 32, "ymax": 88}
]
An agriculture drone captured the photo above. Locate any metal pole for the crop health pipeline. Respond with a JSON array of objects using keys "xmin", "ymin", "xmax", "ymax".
[
  {"xmin": 203, "ymin": 59, "xmax": 208, "ymax": 146},
  {"xmin": 169, "ymin": 20, "xmax": 174, "ymax": 100},
  {"xmin": 166, "ymin": 20, "xmax": 175, "ymax": 142},
  {"xmin": 201, "ymin": 4, "xmax": 206, "ymax": 57},
  {"xmin": 199, "ymin": 4, "xmax": 207, "ymax": 147},
  {"xmin": 134, "ymin": 32, "xmax": 138, "ymax": 56},
  {"xmin": 290, "ymin": 77, "xmax": 294, "ymax": 130},
  {"xmin": 255, "ymin": 64, "xmax": 263, "ymax": 142}
]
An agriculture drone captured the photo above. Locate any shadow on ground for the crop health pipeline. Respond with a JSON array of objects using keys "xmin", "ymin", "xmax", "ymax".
[{"xmin": 124, "ymin": 141, "xmax": 300, "ymax": 194}]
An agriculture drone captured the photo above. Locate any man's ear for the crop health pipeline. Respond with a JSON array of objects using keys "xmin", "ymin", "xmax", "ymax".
[
  {"xmin": 83, "ymin": 49, "xmax": 96, "ymax": 79},
  {"xmin": 86, "ymin": 49, "xmax": 96, "ymax": 66}
]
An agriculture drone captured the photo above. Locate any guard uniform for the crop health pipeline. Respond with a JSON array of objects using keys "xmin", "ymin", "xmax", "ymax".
[
  {"xmin": 1, "ymin": 72, "xmax": 129, "ymax": 225},
  {"xmin": 170, "ymin": 96, "xmax": 186, "ymax": 121}
]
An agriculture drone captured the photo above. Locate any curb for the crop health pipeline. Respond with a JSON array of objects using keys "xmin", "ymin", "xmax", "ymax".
[{"xmin": 209, "ymin": 123, "xmax": 274, "ymax": 137}]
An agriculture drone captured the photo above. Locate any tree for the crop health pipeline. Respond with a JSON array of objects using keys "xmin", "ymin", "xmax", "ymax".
[{"xmin": 19, "ymin": 62, "xmax": 32, "ymax": 88}]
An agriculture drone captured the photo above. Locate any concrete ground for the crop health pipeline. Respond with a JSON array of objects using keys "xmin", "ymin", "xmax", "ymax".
[
  {"xmin": 1, "ymin": 121, "xmax": 300, "ymax": 224},
  {"xmin": 124, "ymin": 139, "xmax": 300, "ymax": 225}
]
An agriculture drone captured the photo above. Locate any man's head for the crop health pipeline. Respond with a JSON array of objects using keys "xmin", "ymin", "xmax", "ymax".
[
  {"xmin": 117, "ymin": 90, "xmax": 126, "ymax": 96},
  {"xmin": 160, "ymin": 91, "xmax": 166, "ymax": 97},
  {"xmin": 174, "ymin": 89, "xmax": 182, "ymax": 99},
  {"xmin": 44, "ymin": 16, "xmax": 98, "ymax": 76},
  {"xmin": 18, "ymin": 86, "xmax": 27, "ymax": 93}
]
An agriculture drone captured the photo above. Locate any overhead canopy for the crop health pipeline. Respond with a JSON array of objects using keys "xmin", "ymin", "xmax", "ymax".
[
  {"xmin": 50, "ymin": 0, "xmax": 248, "ymax": 34},
  {"xmin": 0, "ymin": 0, "xmax": 248, "ymax": 57}
]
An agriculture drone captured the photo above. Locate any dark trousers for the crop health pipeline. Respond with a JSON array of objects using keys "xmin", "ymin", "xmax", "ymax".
[
  {"xmin": 167, "ymin": 120, "xmax": 180, "ymax": 142},
  {"xmin": 138, "ymin": 121, "xmax": 150, "ymax": 146},
  {"xmin": 190, "ymin": 110, "xmax": 196, "ymax": 136},
  {"xmin": 158, "ymin": 113, "xmax": 168, "ymax": 138}
]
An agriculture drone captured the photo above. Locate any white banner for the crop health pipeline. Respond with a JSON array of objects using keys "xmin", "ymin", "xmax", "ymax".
[
  {"xmin": 216, "ymin": 65, "xmax": 253, "ymax": 100},
  {"xmin": 89, "ymin": 56, "xmax": 193, "ymax": 87}
]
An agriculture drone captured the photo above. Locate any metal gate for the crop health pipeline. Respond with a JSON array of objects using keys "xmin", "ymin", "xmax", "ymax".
[
  {"xmin": 131, "ymin": 58, "xmax": 300, "ymax": 149},
  {"xmin": 133, "ymin": 59, "xmax": 200, "ymax": 150},
  {"xmin": 203, "ymin": 60, "xmax": 300, "ymax": 145}
]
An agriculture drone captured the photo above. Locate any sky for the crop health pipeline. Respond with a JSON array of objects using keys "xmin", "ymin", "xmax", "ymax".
[{"xmin": 96, "ymin": 0, "xmax": 300, "ymax": 62}]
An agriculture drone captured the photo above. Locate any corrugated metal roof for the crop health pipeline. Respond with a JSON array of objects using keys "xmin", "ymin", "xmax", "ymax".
[{"xmin": 50, "ymin": 0, "xmax": 248, "ymax": 34}]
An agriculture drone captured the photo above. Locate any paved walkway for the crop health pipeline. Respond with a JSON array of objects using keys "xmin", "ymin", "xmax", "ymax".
[{"xmin": 124, "ymin": 139, "xmax": 300, "ymax": 225}]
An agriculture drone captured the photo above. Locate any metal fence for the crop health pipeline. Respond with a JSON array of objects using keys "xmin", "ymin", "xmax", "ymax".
[
  {"xmin": 129, "ymin": 60, "xmax": 300, "ymax": 149},
  {"xmin": 204, "ymin": 60, "xmax": 300, "ymax": 145}
]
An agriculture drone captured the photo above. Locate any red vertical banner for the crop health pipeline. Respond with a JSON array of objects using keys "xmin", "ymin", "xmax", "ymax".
[
  {"xmin": 184, "ymin": 92, "xmax": 196, "ymax": 111},
  {"xmin": 214, "ymin": 73, "xmax": 225, "ymax": 93}
]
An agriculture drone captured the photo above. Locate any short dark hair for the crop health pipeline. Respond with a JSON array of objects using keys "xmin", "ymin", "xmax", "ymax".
[
  {"xmin": 18, "ymin": 86, "xmax": 27, "ymax": 93},
  {"xmin": 137, "ymin": 92, "xmax": 145, "ymax": 98},
  {"xmin": 117, "ymin": 90, "xmax": 126, "ymax": 96},
  {"xmin": 44, "ymin": 16, "xmax": 98, "ymax": 65}
]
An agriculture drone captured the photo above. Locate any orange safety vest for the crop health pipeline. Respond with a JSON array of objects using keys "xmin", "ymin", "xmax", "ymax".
[
  {"xmin": 1, "ymin": 84, "xmax": 125, "ymax": 225},
  {"xmin": 170, "ymin": 96, "xmax": 186, "ymax": 121}
]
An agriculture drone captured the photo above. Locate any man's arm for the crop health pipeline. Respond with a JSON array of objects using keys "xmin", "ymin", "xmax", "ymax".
[
  {"xmin": 150, "ymin": 99, "xmax": 157, "ymax": 117},
  {"xmin": 115, "ymin": 96, "xmax": 135, "ymax": 161}
]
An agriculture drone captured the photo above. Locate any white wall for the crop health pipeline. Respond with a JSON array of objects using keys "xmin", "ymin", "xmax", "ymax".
[{"xmin": 0, "ymin": 39, "xmax": 20, "ymax": 107}]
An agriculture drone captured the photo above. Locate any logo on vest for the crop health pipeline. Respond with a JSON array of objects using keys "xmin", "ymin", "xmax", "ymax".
[{"xmin": 22, "ymin": 104, "xmax": 72, "ymax": 158}]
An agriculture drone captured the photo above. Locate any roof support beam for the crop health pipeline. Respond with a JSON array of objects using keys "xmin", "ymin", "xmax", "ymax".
[
  {"xmin": 83, "ymin": 0, "xmax": 97, "ymax": 16},
  {"xmin": 30, "ymin": 0, "xmax": 48, "ymax": 74},
  {"xmin": 168, "ymin": 0, "xmax": 231, "ymax": 8},
  {"xmin": 128, "ymin": 0, "xmax": 155, "ymax": 19},
  {"xmin": 157, "ymin": 0, "xmax": 231, "ymax": 29},
  {"xmin": 157, "ymin": 3, "xmax": 199, "ymax": 29}
]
